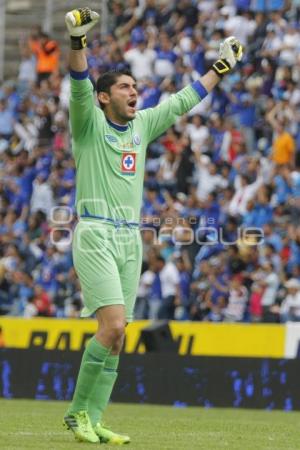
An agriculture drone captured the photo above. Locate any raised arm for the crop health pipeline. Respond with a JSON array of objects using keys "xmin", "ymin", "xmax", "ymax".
[
  {"xmin": 139, "ymin": 36, "xmax": 243, "ymax": 143},
  {"xmin": 65, "ymin": 8, "xmax": 99, "ymax": 142},
  {"xmin": 69, "ymin": 48, "xmax": 87, "ymax": 73}
]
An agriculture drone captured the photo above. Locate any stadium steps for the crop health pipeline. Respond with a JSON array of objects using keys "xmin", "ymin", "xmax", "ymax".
[
  {"xmin": 3, "ymin": 0, "xmax": 45, "ymax": 80},
  {"xmin": 3, "ymin": 0, "xmax": 103, "ymax": 80}
]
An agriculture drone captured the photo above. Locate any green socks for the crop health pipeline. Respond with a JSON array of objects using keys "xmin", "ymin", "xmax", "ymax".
[
  {"xmin": 88, "ymin": 354, "xmax": 119, "ymax": 426},
  {"xmin": 67, "ymin": 337, "xmax": 110, "ymax": 414},
  {"xmin": 67, "ymin": 336, "xmax": 119, "ymax": 425}
]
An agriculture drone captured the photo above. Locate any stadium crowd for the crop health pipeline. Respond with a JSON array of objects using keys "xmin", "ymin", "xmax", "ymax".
[{"xmin": 0, "ymin": 0, "xmax": 300, "ymax": 323}]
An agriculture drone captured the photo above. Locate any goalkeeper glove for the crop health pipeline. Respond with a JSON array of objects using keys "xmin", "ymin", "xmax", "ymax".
[
  {"xmin": 65, "ymin": 7, "xmax": 99, "ymax": 50},
  {"xmin": 211, "ymin": 36, "xmax": 243, "ymax": 78}
]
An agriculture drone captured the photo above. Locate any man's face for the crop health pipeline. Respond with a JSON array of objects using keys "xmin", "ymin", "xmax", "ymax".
[{"xmin": 99, "ymin": 75, "xmax": 138, "ymax": 124}]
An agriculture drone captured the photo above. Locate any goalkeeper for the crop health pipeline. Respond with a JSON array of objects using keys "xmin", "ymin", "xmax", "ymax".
[{"xmin": 63, "ymin": 7, "xmax": 243, "ymax": 445}]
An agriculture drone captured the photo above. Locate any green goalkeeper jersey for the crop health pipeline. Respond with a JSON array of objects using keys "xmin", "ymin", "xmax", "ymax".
[{"xmin": 70, "ymin": 74, "xmax": 205, "ymax": 224}]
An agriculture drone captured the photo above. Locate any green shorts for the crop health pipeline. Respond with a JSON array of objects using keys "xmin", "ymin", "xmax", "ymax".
[{"xmin": 72, "ymin": 219, "xmax": 143, "ymax": 322}]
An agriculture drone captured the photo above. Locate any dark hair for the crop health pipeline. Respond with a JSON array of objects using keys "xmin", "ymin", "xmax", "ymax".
[
  {"xmin": 40, "ymin": 32, "xmax": 49, "ymax": 39},
  {"xmin": 156, "ymin": 256, "xmax": 165, "ymax": 264},
  {"xmin": 96, "ymin": 69, "xmax": 136, "ymax": 109}
]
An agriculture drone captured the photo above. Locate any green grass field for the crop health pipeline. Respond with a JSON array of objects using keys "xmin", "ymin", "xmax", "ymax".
[{"xmin": 0, "ymin": 400, "xmax": 299, "ymax": 450}]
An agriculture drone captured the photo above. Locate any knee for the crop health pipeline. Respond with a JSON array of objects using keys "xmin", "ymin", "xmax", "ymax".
[
  {"xmin": 109, "ymin": 322, "xmax": 126, "ymax": 343},
  {"xmin": 99, "ymin": 321, "xmax": 126, "ymax": 346}
]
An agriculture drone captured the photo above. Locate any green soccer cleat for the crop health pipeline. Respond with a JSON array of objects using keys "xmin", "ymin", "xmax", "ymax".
[
  {"xmin": 94, "ymin": 422, "xmax": 130, "ymax": 445},
  {"xmin": 63, "ymin": 410, "xmax": 99, "ymax": 443}
]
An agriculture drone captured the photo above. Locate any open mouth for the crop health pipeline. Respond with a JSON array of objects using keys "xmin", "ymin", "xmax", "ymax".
[{"xmin": 128, "ymin": 99, "xmax": 137, "ymax": 109}]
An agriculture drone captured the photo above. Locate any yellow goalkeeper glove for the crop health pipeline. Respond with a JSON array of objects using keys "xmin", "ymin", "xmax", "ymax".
[
  {"xmin": 65, "ymin": 7, "xmax": 99, "ymax": 50},
  {"xmin": 211, "ymin": 36, "xmax": 243, "ymax": 78}
]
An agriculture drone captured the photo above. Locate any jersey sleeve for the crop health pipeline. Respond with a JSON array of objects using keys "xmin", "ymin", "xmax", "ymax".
[
  {"xmin": 69, "ymin": 70, "xmax": 96, "ymax": 141},
  {"xmin": 137, "ymin": 81, "xmax": 207, "ymax": 144}
]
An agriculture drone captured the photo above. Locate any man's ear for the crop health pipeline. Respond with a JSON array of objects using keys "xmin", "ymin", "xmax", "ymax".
[{"xmin": 98, "ymin": 91, "xmax": 110, "ymax": 105}]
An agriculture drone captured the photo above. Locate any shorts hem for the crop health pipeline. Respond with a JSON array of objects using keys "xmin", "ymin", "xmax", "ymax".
[{"xmin": 80, "ymin": 298, "xmax": 125, "ymax": 318}]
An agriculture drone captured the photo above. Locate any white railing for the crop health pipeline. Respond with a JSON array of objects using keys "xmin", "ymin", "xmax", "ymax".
[
  {"xmin": 43, "ymin": 0, "xmax": 54, "ymax": 34},
  {"xmin": 100, "ymin": 0, "xmax": 108, "ymax": 37},
  {"xmin": 0, "ymin": 0, "xmax": 6, "ymax": 82}
]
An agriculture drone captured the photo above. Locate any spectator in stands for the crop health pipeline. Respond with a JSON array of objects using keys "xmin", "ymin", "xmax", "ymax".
[
  {"xmin": 259, "ymin": 242, "xmax": 282, "ymax": 273},
  {"xmin": 157, "ymin": 149, "xmax": 180, "ymax": 194},
  {"xmin": 115, "ymin": 0, "xmax": 143, "ymax": 38},
  {"xmin": 189, "ymin": 280, "xmax": 210, "ymax": 321},
  {"xmin": 134, "ymin": 264, "xmax": 155, "ymax": 320},
  {"xmin": 30, "ymin": 172, "xmax": 54, "ymax": 218},
  {"xmin": 223, "ymin": 274, "xmax": 248, "ymax": 321},
  {"xmin": 186, "ymin": 114, "xmax": 209, "ymax": 153},
  {"xmin": 267, "ymin": 104, "xmax": 295, "ymax": 166},
  {"xmin": 147, "ymin": 257, "xmax": 163, "ymax": 320},
  {"xmin": 154, "ymin": 32, "xmax": 177, "ymax": 79},
  {"xmin": 195, "ymin": 154, "xmax": 228, "ymax": 201},
  {"xmin": 23, "ymin": 295, "xmax": 38, "ymax": 318},
  {"xmin": 229, "ymin": 172, "xmax": 263, "ymax": 216},
  {"xmin": 158, "ymin": 256, "xmax": 180, "ymax": 320},
  {"xmin": 27, "ymin": 24, "xmax": 43, "ymax": 56},
  {"xmin": 260, "ymin": 262, "xmax": 280, "ymax": 322},
  {"xmin": 279, "ymin": 278, "xmax": 300, "ymax": 322},
  {"xmin": 174, "ymin": 255, "xmax": 192, "ymax": 319},
  {"xmin": 227, "ymin": 245, "xmax": 247, "ymax": 275},
  {"xmin": 14, "ymin": 272, "xmax": 34, "ymax": 315},
  {"xmin": 55, "ymin": 267, "xmax": 82, "ymax": 318},
  {"xmin": 32, "ymin": 284, "xmax": 53, "ymax": 317},
  {"xmin": 124, "ymin": 34, "xmax": 156, "ymax": 80},
  {"xmin": 0, "ymin": 265, "xmax": 11, "ymax": 315},
  {"xmin": 249, "ymin": 280, "xmax": 264, "ymax": 322},
  {"xmin": 203, "ymin": 258, "xmax": 229, "ymax": 322},
  {"xmin": 18, "ymin": 47, "xmax": 37, "ymax": 92},
  {"xmin": 0, "ymin": 99, "xmax": 14, "ymax": 141},
  {"xmin": 31, "ymin": 32, "xmax": 60, "ymax": 85}
]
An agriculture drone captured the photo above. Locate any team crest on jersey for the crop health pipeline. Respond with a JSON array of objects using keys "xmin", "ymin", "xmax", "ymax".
[
  {"xmin": 105, "ymin": 134, "xmax": 118, "ymax": 144},
  {"xmin": 121, "ymin": 152, "xmax": 136, "ymax": 175}
]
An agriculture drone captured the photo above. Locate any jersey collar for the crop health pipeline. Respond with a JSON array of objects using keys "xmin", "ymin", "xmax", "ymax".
[{"xmin": 106, "ymin": 118, "xmax": 128, "ymax": 132}]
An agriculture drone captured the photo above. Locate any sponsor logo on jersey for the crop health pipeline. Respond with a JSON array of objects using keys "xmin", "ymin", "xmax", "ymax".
[
  {"xmin": 133, "ymin": 134, "xmax": 141, "ymax": 145},
  {"xmin": 105, "ymin": 134, "xmax": 118, "ymax": 144},
  {"xmin": 121, "ymin": 152, "xmax": 136, "ymax": 175},
  {"xmin": 120, "ymin": 142, "xmax": 134, "ymax": 150}
]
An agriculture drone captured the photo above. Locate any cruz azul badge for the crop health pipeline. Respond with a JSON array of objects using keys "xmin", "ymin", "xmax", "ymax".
[{"xmin": 121, "ymin": 152, "xmax": 136, "ymax": 175}]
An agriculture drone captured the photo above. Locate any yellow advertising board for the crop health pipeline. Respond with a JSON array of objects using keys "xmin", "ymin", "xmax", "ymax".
[
  {"xmin": 0, "ymin": 317, "xmax": 286, "ymax": 358},
  {"xmin": 169, "ymin": 322, "xmax": 285, "ymax": 358}
]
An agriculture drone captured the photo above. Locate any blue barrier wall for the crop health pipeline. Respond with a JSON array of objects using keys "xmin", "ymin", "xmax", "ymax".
[{"xmin": 1, "ymin": 349, "xmax": 300, "ymax": 410}]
